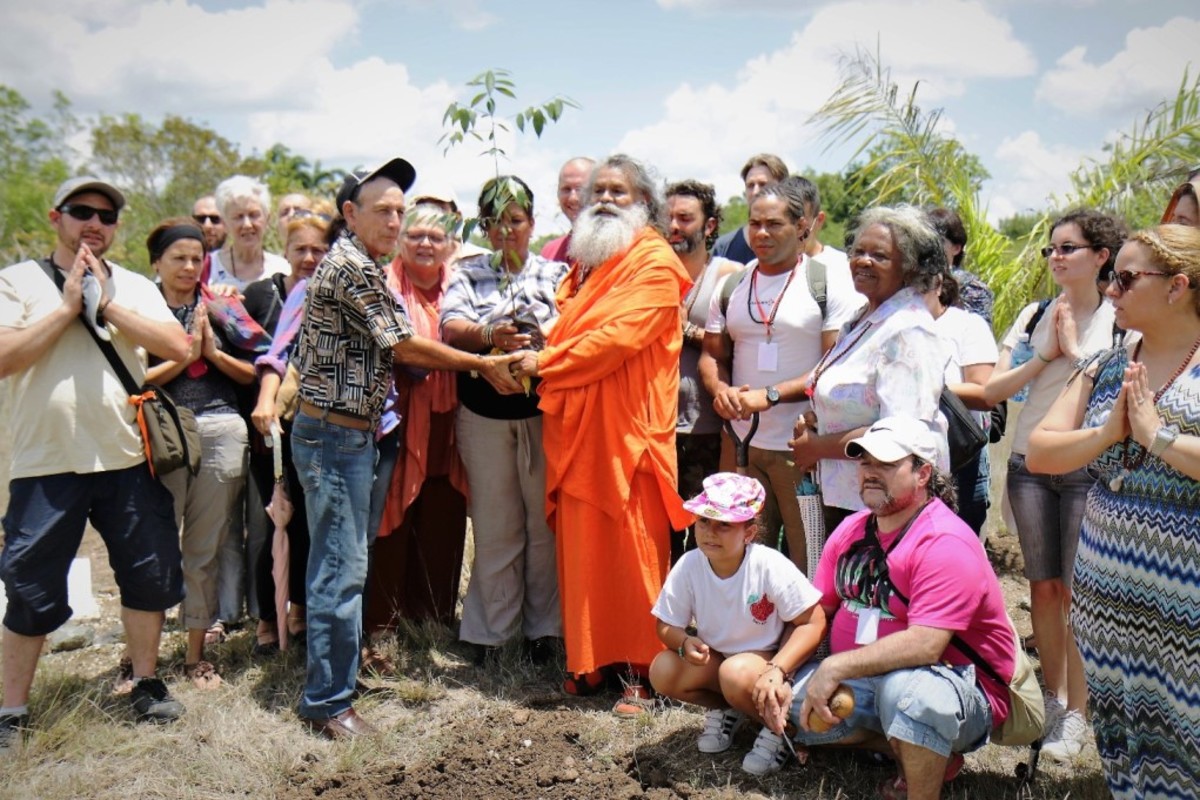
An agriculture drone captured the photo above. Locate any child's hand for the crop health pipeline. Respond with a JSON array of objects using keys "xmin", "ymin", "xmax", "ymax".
[
  {"xmin": 752, "ymin": 663, "xmax": 793, "ymax": 735},
  {"xmin": 683, "ymin": 636, "xmax": 711, "ymax": 666}
]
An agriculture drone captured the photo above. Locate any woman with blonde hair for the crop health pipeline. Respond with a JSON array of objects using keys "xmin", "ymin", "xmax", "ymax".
[{"xmin": 1029, "ymin": 224, "xmax": 1200, "ymax": 798}]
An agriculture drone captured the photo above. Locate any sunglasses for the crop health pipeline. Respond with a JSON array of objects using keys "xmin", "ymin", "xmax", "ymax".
[
  {"xmin": 60, "ymin": 203, "xmax": 119, "ymax": 226},
  {"xmin": 1040, "ymin": 243, "xmax": 1097, "ymax": 259},
  {"xmin": 288, "ymin": 208, "xmax": 332, "ymax": 222},
  {"xmin": 193, "ymin": 214, "xmax": 222, "ymax": 225},
  {"xmin": 1111, "ymin": 270, "xmax": 1172, "ymax": 293}
]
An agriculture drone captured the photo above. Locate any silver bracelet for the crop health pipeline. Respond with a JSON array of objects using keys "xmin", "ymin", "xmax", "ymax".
[{"xmin": 481, "ymin": 323, "xmax": 494, "ymax": 347}]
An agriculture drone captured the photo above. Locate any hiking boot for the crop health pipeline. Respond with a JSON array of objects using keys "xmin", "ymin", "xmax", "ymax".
[
  {"xmin": 130, "ymin": 678, "xmax": 184, "ymax": 723},
  {"xmin": 697, "ymin": 708, "xmax": 745, "ymax": 754},
  {"xmin": 1042, "ymin": 709, "xmax": 1089, "ymax": 762},
  {"xmin": 742, "ymin": 726, "xmax": 789, "ymax": 775},
  {"xmin": 0, "ymin": 713, "xmax": 30, "ymax": 755}
]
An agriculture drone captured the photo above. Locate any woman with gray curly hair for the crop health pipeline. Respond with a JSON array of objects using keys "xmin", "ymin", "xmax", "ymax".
[{"xmin": 790, "ymin": 205, "xmax": 949, "ymax": 530}]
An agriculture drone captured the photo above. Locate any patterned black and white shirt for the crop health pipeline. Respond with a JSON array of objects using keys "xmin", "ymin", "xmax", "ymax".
[{"xmin": 295, "ymin": 230, "xmax": 413, "ymax": 420}]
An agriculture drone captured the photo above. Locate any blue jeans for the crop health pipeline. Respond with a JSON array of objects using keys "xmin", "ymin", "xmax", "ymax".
[
  {"xmin": 291, "ymin": 412, "xmax": 376, "ymax": 719},
  {"xmin": 788, "ymin": 662, "xmax": 993, "ymax": 757},
  {"xmin": 953, "ymin": 448, "xmax": 991, "ymax": 537}
]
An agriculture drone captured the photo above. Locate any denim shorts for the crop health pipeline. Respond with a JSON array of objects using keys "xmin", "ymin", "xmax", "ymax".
[
  {"xmin": 789, "ymin": 661, "xmax": 993, "ymax": 758},
  {"xmin": 1006, "ymin": 453, "xmax": 1094, "ymax": 588},
  {"xmin": 1, "ymin": 464, "xmax": 183, "ymax": 636}
]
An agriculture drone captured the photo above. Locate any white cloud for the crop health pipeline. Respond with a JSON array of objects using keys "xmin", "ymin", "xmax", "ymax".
[
  {"xmin": 1035, "ymin": 17, "xmax": 1200, "ymax": 116},
  {"xmin": 982, "ymin": 130, "xmax": 1095, "ymax": 221},
  {"xmin": 619, "ymin": 0, "xmax": 1035, "ymax": 201},
  {"xmin": 0, "ymin": 0, "xmax": 359, "ymax": 113}
]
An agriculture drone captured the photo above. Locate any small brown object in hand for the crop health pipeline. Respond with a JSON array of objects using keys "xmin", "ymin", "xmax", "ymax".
[{"xmin": 808, "ymin": 684, "xmax": 855, "ymax": 732}]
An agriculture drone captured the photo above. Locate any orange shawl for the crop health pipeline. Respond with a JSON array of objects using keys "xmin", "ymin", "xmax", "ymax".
[
  {"xmin": 537, "ymin": 227, "xmax": 694, "ymax": 529},
  {"xmin": 377, "ymin": 258, "xmax": 467, "ymax": 536}
]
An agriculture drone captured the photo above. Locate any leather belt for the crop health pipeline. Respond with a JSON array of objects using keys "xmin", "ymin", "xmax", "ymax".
[{"xmin": 298, "ymin": 400, "xmax": 373, "ymax": 431}]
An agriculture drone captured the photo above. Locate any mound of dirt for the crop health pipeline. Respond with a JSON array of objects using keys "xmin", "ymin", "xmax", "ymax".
[{"xmin": 286, "ymin": 707, "xmax": 696, "ymax": 800}]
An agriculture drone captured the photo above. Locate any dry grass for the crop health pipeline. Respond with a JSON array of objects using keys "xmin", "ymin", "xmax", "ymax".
[{"xmin": 0, "ymin": 429, "xmax": 1109, "ymax": 799}]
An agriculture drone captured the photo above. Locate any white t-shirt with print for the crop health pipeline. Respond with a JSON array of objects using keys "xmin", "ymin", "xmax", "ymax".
[
  {"xmin": 936, "ymin": 306, "xmax": 998, "ymax": 428},
  {"xmin": 705, "ymin": 255, "xmax": 863, "ymax": 451},
  {"xmin": 652, "ymin": 542, "xmax": 822, "ymax": 655}
]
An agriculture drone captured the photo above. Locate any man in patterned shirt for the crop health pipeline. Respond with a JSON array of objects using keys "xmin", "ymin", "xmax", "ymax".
[{"xmin": 291, "ymin": 158, "xmax": 521, "ymax": 739}]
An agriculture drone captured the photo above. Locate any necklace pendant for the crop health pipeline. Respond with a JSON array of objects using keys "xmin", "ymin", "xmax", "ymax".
[{"xmin": 1109, "ymin": 469, "xmax": 1129, "ymax": 492}]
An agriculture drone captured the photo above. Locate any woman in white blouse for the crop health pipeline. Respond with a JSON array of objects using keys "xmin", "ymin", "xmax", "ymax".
[{"xmin": 789, "ymin": 205, "xmax": 949, "ymax": 531}]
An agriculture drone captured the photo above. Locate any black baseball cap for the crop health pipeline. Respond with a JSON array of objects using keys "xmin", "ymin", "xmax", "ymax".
[{"xmin": 336, "ymin": 158, "xmax": 417, "ymax": 210}]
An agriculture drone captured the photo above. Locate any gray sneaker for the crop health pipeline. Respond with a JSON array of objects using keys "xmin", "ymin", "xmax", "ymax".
[
  {"xmin": 1042, "ymin": 692, "xmax": 1065, "ymax": 737},
  {"xmin": 130, "ymin": 677, "xmax": 184, "ymax": 723},
  {"xmin": 697, "ymin": 708, "xmax": 745, "ymax": 754},
  {"xmin": 742, "ymin": 726, "xmax": 789, "ymax": 775},
  {"xmin": 1042, "ymin": 709, "xmax": 1089, "ymax": 762},
  {"xmin": 0, "ymin": 713, "xmax": 29, "ymax": 755}
]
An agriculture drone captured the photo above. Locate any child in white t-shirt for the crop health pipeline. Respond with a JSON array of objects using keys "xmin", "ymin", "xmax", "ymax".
[{"xmin": 649, "ymin": 473, "xmax": 826, "ymax": 775}]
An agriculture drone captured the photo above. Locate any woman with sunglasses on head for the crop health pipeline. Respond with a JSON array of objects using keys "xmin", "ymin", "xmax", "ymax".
[
  {"xmin": 1028, "ymin": 225, "xmax": 1200, "ymax": 799},
  {"xmin": 982, "ymin": 208, "xmax": 1127, "ymax": 761}
]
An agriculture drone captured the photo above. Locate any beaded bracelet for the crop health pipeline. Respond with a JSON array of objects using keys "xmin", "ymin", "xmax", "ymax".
[{"xmin": 677, "ymin": 636, "xmax": 690, "ymax": 659}]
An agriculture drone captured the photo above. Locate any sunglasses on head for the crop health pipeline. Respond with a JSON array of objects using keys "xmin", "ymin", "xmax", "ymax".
[
  {"xmin": 1111, "ymin": 269, "xmax": 1173, "ymax": 293},
  {"xmin": 1040, "ymin": 242, "xmax": 1096, "ymax": 259},
  {"xmin": 193, "ymin": 214, "xmax": 221, "ymax": 225},
  {"xmin": 60, "ymin": 203, "xmax": 119, "ymax": 226}
]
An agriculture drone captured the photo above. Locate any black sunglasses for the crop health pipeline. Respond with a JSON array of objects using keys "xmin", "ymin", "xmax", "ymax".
[
  {"xmin": 60, "ymin": 203, "xmax": 119, "ymax": 226},
  {"xmin": 1040, "ymin": 243, "xmax": 1097, "ymax": 259},
  {"xmin": 193, "ymin": 214, "xmax": 222, "ymax": 225}
]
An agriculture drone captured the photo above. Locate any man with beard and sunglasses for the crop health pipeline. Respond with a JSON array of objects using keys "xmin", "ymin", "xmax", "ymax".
[
  {"xmin": 666, "ymin": 180, "xmax": 740, "ymax": 564},
  {"xmin": 0, "ymin": 177, "xmax": 194, "ymax": 751},
  {"xmin": 512, "ymin": 155, "xmax": 693, "ymax": 715},
  {"xmin": 749, "ymin": 416, "xmax": 1016, "ymax": 797}
]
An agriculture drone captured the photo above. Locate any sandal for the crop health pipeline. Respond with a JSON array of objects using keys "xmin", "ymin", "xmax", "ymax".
[
  {"xmin": 204, "ymin": 622, "xmax": 227, "ymax": 646},
  {"xmin": 112, "ymin": 656, "xmax": 135, "ymax": 696},
  {"xmin": 612, "ymin": 682, "xmax": 656, "ymax": 718},
  {"xmin": 184, "ymin": 660, "xmax": 223, "ymax": 690},
  {"xmin": 253, "ymin": 621, "xmax": 280, "ymax": 657},
  {"xmin": 876, "ymin": 752, "xmax": 964, "ymax": 799},
  {"xmin": 360, "ymin": 645, "xmax": 397, "ymax": 678},
  {"xmin": 562, "ymin": 669, "xmax": 607, "ymax": 697},
  {"xmin": 287, "ymin": 607, "xmax": 307, "ymax": 644}
]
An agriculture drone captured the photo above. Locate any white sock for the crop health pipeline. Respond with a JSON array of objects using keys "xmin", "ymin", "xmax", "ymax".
[{"xmin": 0, "ymin": 705, "xmax": 29, "ymax": 717}]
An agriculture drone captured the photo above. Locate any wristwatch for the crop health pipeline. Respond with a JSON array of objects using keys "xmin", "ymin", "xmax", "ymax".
[
  {"xmin": 765, "ymin": 385, "xmax": 781, "ymax": 407},
  {"xmin": 1149, "ymin": 425, "xmax": 1179, "ymax": 458}
]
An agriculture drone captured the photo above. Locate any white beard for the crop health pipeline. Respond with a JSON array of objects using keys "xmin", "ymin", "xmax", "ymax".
[{"xmin": 569, "ymin": 202, "xmax": 649, "ymax": 268}]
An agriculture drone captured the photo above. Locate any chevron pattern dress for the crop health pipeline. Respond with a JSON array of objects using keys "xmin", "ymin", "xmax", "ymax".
[{"xmin": 1075, "ymin": 348, "xmax": 1200, "ymax": 799}]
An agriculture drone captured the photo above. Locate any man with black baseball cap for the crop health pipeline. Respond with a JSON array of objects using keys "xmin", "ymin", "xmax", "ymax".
[
  {"xmin": 291, "ymin": 157, "xmax": 523, "ymax": 739},
  {"xmin": 0, "ymin": 177, "xmax": 193, "ymax": 752}
]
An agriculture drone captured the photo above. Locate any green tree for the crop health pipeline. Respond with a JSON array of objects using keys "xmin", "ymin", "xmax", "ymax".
[
  {"xmin": 811, "ymin": 49, "xmax": 1200, "ymax": 333},
  {"xmin": 90, "ymin": 114, "xmax": 259, "ymax": 271},
  {"xmin": 719, "ymin": 195, "xmax": 747, "ymax": 234},
  {"xmin": 0, "ymin": 86, "xmax": 73, "ymax": 265}
]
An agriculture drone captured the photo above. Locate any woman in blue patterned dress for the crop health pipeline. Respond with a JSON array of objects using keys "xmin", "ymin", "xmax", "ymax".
[{"xmin": 1028, "ymin": 224, "xmax": 1200, "ymax": 799}]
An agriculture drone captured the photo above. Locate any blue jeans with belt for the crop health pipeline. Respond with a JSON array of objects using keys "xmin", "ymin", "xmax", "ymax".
[{"xmin": 291, "ymin": 411, "xmax": 376, "ymax": 720}]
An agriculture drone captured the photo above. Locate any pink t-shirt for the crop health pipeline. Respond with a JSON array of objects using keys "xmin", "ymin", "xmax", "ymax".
[{"xmin": 813, "ymin": 499, "xmax": 1014, "ymax": 724}]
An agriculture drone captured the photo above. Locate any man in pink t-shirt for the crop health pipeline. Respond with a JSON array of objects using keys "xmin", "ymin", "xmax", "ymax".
[
  {"xmin": 744, "ymin": 416, "xmax": 1016, "ymax": 797},
  {"xmin": 539, "ymin": 157, "xmax": 594, "ymax": 264}
]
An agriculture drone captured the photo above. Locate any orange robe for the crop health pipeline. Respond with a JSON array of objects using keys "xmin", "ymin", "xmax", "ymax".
[{"xmin": 537, "ymin": 227, "xmax": 694, "ymax": 674}]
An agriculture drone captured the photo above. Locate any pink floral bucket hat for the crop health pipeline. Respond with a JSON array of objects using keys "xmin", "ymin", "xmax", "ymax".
[{"xmin": 683, "ymin": 472, "xmax": 766, "ymax": 523}]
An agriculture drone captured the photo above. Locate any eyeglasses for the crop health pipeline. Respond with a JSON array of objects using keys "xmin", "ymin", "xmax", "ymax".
[
  {"xmin": 193, "ymin": 214, "xmax": 221, "ymax": 225},
  {"xmin": 403, "ymin": 231, "xmax": 448, "ymax": 245},
  {"xmin": 60, "ymin": 203, "xmax": 119, "ymax": 226},
  {"xmin": 1040, "ymin": 243, "xmax": 1096, "ymax": 259},
  {"xmin": 1111, "ymin": 269, "xmax": 1172, "ymax": 293},
  {"xmin": 848, "ymin": 247, "xmax": 892, "ymax": 265},
  {"xmin": 288, "ymin": 208, "xmax": 331, "ymax": 222}
]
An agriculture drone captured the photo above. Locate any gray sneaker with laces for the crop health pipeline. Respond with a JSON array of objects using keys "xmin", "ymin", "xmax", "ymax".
[
  {"xmin": 0, "ymin": 713, "xmax": 30, "ymax": 756},
  {"xmin": 130, "ymin": 677, "xmax": 184, "ymax": 724},
  {"xmin": 1042, "ymin": 708, "xmax": 1089, "ymax": 761}
]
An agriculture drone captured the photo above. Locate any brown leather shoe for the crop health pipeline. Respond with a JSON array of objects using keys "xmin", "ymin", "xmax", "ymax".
[{"xmin": 301, "ymin": 708, "xmax": 378, "ymax": 740}]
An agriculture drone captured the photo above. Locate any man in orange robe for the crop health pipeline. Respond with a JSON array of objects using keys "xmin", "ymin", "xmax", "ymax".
[{"xmin": 515, "ymin": 155, "xmax": 694, "ymax": 704}]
